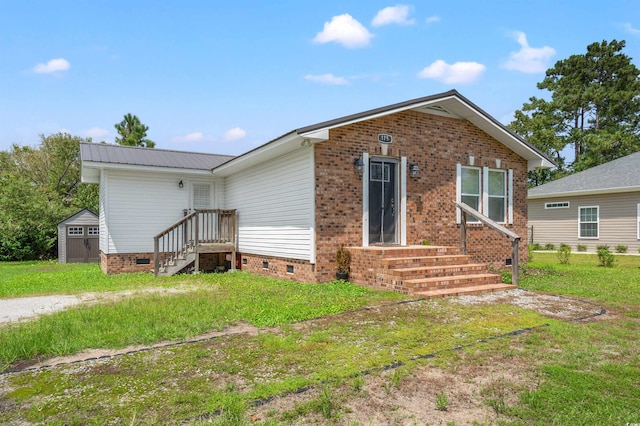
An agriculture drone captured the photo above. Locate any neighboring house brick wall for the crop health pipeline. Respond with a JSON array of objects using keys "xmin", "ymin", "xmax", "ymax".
[{"xmin": 313, "ymin": 110, "xmax": 529, "ymax": 282}]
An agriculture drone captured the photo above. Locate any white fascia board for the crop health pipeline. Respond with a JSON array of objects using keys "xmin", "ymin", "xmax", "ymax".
[
  {"xmin": 298, "ymin": 128, "xmax": 329, "ymax": 141},
  {"xmin": 212, "ymin": 132, "xmax": 305, "ymax": 177},
  {"xmin": 528, "ymin": 185, "xmax": 640, "ymax": 199},
  {"xmin": 528, "ymin": 158, "xmax": 555, "ymax": 171},
  {"xmin": 81, "ymin": 161, "xmax": 214, "ymax": 176}
]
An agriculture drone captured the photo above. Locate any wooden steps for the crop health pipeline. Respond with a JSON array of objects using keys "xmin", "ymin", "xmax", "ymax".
[{"xmin": 348, "ymin": 245, "xmax": 514, "ymax": 298}]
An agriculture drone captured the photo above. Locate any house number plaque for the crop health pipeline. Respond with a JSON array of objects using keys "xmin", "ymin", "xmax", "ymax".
[{"xmin": 378, "ymin": 134, "xmax": 393, "ymax": 143}]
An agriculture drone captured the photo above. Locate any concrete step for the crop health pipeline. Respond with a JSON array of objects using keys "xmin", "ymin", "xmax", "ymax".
[{"xmin": 414, "ymin": 283, "xmax": 517, "ymax": 299}]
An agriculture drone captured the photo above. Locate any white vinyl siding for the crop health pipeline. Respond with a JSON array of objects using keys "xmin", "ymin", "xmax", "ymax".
[
  {"xmin": 224, "ymin": 147, "xmax": 314, "ymax": 261},
  {"xmin": 101, "ymin": 170, "xmax": 218, "ymax": 253},
  {"xmin": 637, "ymin": 204, "xmax": 640, "ymax": 240},
  {"xmin": 579, "ymin": 206, "xmax": 599, "ymax": 239}
]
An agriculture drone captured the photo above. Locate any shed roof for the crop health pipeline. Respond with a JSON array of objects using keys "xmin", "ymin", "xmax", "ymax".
[
  {"xmin": 80, "ymin": 143, "xmax": 234, "ymax": 171},
  {"xmin": 57, "ymin": 208, "xmax": 98, "ymax": 226},
  {"xmin": 528, "ymin": 151, "xmax": 640, "ymax": 198}
]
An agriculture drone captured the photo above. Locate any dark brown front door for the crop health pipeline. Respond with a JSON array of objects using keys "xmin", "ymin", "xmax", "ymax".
[{"xmin": 66, "ymin": 225, "xmax": 99, "ymax": 263}]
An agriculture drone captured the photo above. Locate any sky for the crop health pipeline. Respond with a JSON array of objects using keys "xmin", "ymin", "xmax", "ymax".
[{"xmin": 1, "ymin": 1, "xmax": 640, "ymax": 156}]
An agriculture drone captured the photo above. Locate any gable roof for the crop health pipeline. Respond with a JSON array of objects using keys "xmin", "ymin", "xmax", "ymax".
[
  {"xmin": 57, "ymin": 208, "xmax": 98, "ymax": 226},
  {"xmin": 528, "ymin": 151, "xmax": 640, "ymax": 198},
  {"xmin": 212, "ymin": 90, "xmax": 554, "ymax": 176},
  {"xmin": 80, "ymin": 143, "xmax": 235, "ymax": 182}
]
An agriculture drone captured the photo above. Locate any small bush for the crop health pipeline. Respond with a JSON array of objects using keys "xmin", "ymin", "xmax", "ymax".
[
  {"xmin": 596, "ymin": 245, "xmax": 615, "ymax": 267},
  {"xmin": 615, "ymin": 244, "xmax": 627, "ymax": 253},
  {"xmin": 577, "ymin": 244, "xmax": 587, "ymax": 252},
  {"xmin": 544, "ymin": 243, "xmax": 555, "ymax": 251},
  {"xmin": 556, "ymin": 243, "xmax": 571, "ymax": 264},
  {"xmin": 436, "ymin": 391, "xmax": 449, "ymax": 411},
  {"xmin": 530, "ymin": 243, "xmax": 542, "ymax": 251}
]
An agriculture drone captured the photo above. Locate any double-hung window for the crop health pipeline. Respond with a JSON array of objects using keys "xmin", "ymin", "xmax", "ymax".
[
  {"xmin": 460, "ymin": 166, "xmax": 481, "ymax": 222},
  {"xmin": 487, "ymin": 170, "xmax": 506, "ymax": 223},
  {"xmin": 578, "ymin": 206, "xmax": 599, "ymax": 239},
  {"xmin": 457, "ymin": 164, "xmax": 513, "ymax": 224}
]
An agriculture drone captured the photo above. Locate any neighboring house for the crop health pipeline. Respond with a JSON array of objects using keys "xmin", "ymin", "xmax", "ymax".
[
  {"xmin": 57, "ymin": 208, "xmax": 99, "ymax": 264},
  {"xmin": 81, "ymin": 90, "xmax": 552, "ymax": 296},
  {"xmin": 529, "ymin": 151, "xmax": 640, "ymax": 253}
]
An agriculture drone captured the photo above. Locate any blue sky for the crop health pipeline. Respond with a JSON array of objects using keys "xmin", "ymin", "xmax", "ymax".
[{"xmin": 1, "ymin": 1, "xmax": 639, "ymax": 155}]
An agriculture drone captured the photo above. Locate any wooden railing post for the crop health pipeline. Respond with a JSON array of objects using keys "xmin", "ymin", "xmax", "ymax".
[
  {"xmin": 512, "ymin": 238, "xmax": 520, "ymax": 286},
  {"xmin": 460, "ymin": 211, "xmax": 467, "ymax": 255},
  {"xmin": 194, "ymin": 212, "xmax": 200, "ymax": 274},
  {"xmin": 153, "ymin": 237, "xmax": 159, "ymax": 277}
]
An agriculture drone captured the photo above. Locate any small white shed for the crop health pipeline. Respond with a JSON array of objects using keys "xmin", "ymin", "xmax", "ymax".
[{"xmin": 57, "ymin": 209, "xmax": 100, "ymax": 263}]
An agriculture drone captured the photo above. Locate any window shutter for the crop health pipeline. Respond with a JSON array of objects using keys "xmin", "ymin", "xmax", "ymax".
[
  {"xmin": 508, "ymin": 169, "xmax": 513, "ymax": 224},
  {"xmin": 482, "ymin": 166, "xmax": 489, "ymax": 217},
  {"xmin": 456, "ymin": 163, "xmax": 462, "ymax": 223}
]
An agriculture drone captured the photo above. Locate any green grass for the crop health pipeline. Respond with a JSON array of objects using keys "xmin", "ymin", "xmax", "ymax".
[
  {"xmin": 1, "ymin": 258, "xmax": 639, "ymax": 424},
  {"xmin": 0, "ymin": 261, "xmax": 177, "ymax": 298}
]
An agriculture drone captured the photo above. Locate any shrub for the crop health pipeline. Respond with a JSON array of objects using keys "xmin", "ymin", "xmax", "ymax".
[
  {"xmin": 615, "ymin": 244, "xmax": 627, "ymax": 253},
  {"xmin": 544, "ymin": 243, "xmax": 555, "ymax": 251},
  {"xmin": 529, "ymin": 243, "xmax": 542, "ymax": 251},
  {"xmin": 556, "ymin": 243, "xmax": 571, "ymax": 264},
  {"xmin": 577, "ymin": 244, "xmax": 587, "ymax": 252},
  {"xmin": 596, "ymin": 245, "xmax": 615, "ymax": 267}
]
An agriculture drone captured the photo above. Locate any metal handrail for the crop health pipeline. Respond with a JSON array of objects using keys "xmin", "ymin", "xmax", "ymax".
[{"xmin": 455, "ymin": 201, "xmax": 521, "ymax": 285}]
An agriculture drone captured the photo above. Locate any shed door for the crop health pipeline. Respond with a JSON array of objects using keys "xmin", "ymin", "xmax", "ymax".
[{"xmin": 66, "ymin": 226, "xmax": 100, "ymax": 263}]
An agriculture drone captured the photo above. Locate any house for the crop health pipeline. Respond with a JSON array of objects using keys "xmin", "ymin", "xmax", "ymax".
[
  {"xmin": 57, "ymin": 208, "xmax": 99, "ymax": 264},
  {"xmin": 529, "ymin": 151, "xmax": 640, "ymax": 253},
  {"xmin": 81, "ymin": 90, "xmax": 552, "ymax": 296}
]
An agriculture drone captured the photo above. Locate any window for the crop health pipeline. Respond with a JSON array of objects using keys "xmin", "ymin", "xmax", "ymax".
[
  {"xmin": 192, "ymin": 183, "xmax": 211, "ymax": 209},
  {"xmin": 488, "ymin": 170, "xmax": 506, "ymax": 223},
  {"xmin": 88, "ymin": 226, "xmax": 99, "ymax": 236},
  {"xmin": 460, "ymin": 166, "xmax": 481, "ymax": 222},
  {"xmin": 456, "ymin": 164, "xmax": 513, "ymax": 225},
  {"xmin": 545, "ymin": 201, "xmax": 570, "ymax": 209},
  {"xmin": 579, "ymin": 206, "xmax": 599, "ymax": 239},
  {"xmin": 68, "ymin": 227, "xmax": 84, "ymax": 236}
]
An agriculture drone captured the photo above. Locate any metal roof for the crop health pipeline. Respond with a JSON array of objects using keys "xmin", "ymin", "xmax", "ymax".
[
  {"xmin": 80, "ymin": 143, "xmax": 235, "ymax": 171},
  {"xmin": 528, "ymin": 151, "xmax": 640, "ymax": 198}
]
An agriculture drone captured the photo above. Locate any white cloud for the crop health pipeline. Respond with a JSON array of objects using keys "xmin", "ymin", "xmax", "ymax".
[
  {"xmin": 624, "ymin": 23, "xmax": 640, "ymax": 36},
  {"xmin": 313, "ymin": 14, "xmax": 373, "ymax": 48},
  {"xmin": 33, "ymin": 58, "xmax": 70, "ymax": 74},
  {"xmin": 502, "ymin": 31, "xmax": 556, "ymax": 73},
  {"xmin": 304, "ymin": 73, "xmax": 350, "ymax": 85},
  {"xmin": 417, "ymin": 60, "xmax": 486, "ymax": 84},
  {"xmin": 83, "ymin": 127, "xmax": 109, "ymax": 139},
  {"xmin": 171, "ymin": 132, "xmax": 211, "ymax": 144},
  {"xmin": 224, "ymin": 127, "xmax": 246, "ymax": 141},
  {"xmin": 372, "ymin": 5, "xmax": 415, "ymax": 27},
  {"xmin": 425, "ymin": 15, "xmax": 441, "ymax": 24}
]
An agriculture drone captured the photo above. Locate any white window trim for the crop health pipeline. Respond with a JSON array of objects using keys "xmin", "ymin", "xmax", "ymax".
[
  {"xmin": 545, "ymin": 201, "xmax": 570, "ymax": 209},
  {"xmin": 457, "ymin": 164, "xmax": 512, "ymax": 224},
  {"xmin": 508, "ymin": 169, "xmax": 513, "ymax": 224},
  {"xmin": 578, "ymin": 205, "xmax": 599, "ymax": 239}
]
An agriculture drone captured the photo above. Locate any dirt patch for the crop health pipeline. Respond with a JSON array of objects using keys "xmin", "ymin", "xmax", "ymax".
[{"xmin": 450, "ymin": 288, "xmax": 606, "ymax": 321}]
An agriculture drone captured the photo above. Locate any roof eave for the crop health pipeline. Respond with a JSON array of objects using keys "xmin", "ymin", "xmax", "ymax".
[{"xmin": 528, "ymin": 185, "xmax": 640, "ymax": 199}]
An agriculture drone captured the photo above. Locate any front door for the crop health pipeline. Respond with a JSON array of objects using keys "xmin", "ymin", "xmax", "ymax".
[{"xmin": 368, "ymin": 159, "xmax": 398, "ymax": 244}]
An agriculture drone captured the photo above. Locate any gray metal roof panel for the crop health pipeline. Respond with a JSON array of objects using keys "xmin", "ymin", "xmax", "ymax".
[
  {"xmin": 528, "ymin": 151, "xmax": 640, "ymax": 197},
  {"xmin": 80, "ymin": 143, "xmax": 235, "ymax": 170}
]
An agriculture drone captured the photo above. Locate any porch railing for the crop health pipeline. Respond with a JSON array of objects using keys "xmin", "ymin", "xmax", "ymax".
[
  {"xmin": 455, "ymin": 201, "xmax": 521, "ymax": 286},
  {"xmin": 153, "ymin": 209, "xmax": 236, "ymax": 276}
]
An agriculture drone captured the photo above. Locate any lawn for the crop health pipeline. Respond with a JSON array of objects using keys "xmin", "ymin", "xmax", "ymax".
[{"xmin": 0, "ymin": 257, "xmax": 638, "ymax": 425}]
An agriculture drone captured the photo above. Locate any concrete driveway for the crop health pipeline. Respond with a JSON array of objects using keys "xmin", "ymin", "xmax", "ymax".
[{"xmin": 0, "ymin": 295, "xmax": 83, "ymax": 324}]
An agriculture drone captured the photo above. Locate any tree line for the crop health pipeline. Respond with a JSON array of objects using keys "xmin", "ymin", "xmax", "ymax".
[{"xmin": 0, "ymin": 114, "xmax": 154, "ymax": 260}]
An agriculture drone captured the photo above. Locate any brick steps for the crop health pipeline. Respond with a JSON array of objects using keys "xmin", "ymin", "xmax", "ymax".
[{"xmin": 348, "ymin": 245, "xmax": 513, "ymax": 297}]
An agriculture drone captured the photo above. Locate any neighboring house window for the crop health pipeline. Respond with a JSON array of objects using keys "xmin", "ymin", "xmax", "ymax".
[
  {"xmin": 545, "ymin": 202, "xmax": 570, "ymax": 209},
  {"xmin": 68, "ymin": 227, "xmax": 84, "ymax": 236},
  {"xmin": 579, "ymin": 206, "xmax": 599, "ymax": 239},
  {"xmin": 637, "ymin": 204, "xmax": 640, "ymax": 239},
  {"xmin": 487, "ymin": 169, "xmax": 506, "ymax": 223}
]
